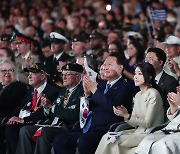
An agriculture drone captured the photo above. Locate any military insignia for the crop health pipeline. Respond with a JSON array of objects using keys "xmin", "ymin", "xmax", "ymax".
[
  {"xmin": 66, "ymin": 64, "xmax": 69, "ymax": 70},
  {"xmin": 27, "ymin": 102, "xmax": 31, "ymax": 107},
  {"xmin": 32, "ymin": 64, "xmax": 38, "ymax": 69},
  {"xmin": 27, "ymin": 56, "xmax": 32, "ymax": 62},
  {"xmin": 56, "ymin": 98, "xmax": 61, "ymax": 104},
  {"xmin": 34, "ymin": 106, "xmax": 39, "ymax": 111}
]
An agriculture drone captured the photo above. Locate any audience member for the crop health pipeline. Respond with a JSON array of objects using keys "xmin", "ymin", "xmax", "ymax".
[
  {"xmin": 0, "ymin": 59, "xmax": 28, "ymax": 153},
  {"xmin": 145, "ymin": 48, "xmax": 179, "ymax": 114},
  {"xmin": 123, "ymin": 40, "xmax": 144, "ymax": 96},
  {"xmin": 0, "ymin": 47, "xmax": 15, "ymax": 62},
  {"xmin": 15, "ymin": 33, "xmax": 40, "ymax": 84},
  {"xmin": 162, "ymin": 35, "xmax": 180, "ymax": 80},
  {"xmin": 136, "ymin": 85, "xmax": 180, "ymax": 154},
  {"xmin": 5, "ymin": 63, "xmax": 59, "ymax": 154},
  {"xmin": 44, "ymin": 32, "xmax": 71, "ymax": 87}
]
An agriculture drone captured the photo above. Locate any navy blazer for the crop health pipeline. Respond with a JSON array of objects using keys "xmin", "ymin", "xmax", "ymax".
[
  {"xmin": 158, "ymin": 71, "xmax": 179, "ymax": 111},
  {"xmin": 13, "ymin": 83, "xmax": 59, "ymax": 124},
  {"xmin": 89, "ymin": 77, "xmax": 133, "ymax": 132}
]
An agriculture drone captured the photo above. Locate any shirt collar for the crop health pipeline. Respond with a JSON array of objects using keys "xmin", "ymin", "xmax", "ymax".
[
  {"xmin": 54, "ymin": 52, "xmax": 63, "ymax": 60},
  {"xmin": 22, "ymin": 51, "xmax": 31, "ymax": 59},
  {"xmin": 68, "ymin": 82, "xmax": 80, "ymax": 93},
  {"xmin": 107, "ymin": 75, "xmax": 122, "ymax": 87},
  {"xmin": 155, "ymin": 70, "xmax": 163, "ymax": 84},
  {"xmin": 36, "ymin": 81, "xmax": 47, "ymax": 95}
]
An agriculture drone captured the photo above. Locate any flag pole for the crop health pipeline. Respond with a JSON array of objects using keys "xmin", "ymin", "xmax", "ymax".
[{"xmin": 148, "ymin": 6, "xmax": 156, "ymax": 39}]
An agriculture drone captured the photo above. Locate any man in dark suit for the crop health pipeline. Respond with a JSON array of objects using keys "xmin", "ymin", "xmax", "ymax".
[
  {"xmin": 44, "ymin": 32, "xmax": 71, "ymax": 87},
  {"xmin": 52, "ymin": 52, "xmax": 133, "ymax": 154},
  {"xmin": 145, "ymin": 48, "xmax": 179, "ymax": 115},
  {"xmin": 15, "ymin": 63, "xmax": 84, "ymax": 154},
  {"xmin": 5, "ymin": 63, "xmax": 59, "ymax": 154}
]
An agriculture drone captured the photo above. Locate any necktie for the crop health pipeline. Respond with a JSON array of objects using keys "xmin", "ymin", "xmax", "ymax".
[
  {"xmin": 104, "ymin": 83, "xmax": 111, "ymax": 94},
  {"xmin": 63, "ymin": 89, "xmax": 70, "ymax": 107},
  {"xmin": 31, "ymin": 89, "xmax": 38, "ymax": 110},
  {"xmin": 52, "ymin": 57, "xmax": 57, "ymax": 65}
]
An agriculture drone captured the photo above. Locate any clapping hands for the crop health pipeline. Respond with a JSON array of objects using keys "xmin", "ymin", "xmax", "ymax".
[
  {"xmin": 113, "ymin": 105, "xmax": 130, "ymax": 120},
  {"xmin": 83, "ymin": 74, "xmax": 97, "ymax": 96},
  {"xmin": 40, "ymin": 94, "xmax": 52, "ymax": 108}
]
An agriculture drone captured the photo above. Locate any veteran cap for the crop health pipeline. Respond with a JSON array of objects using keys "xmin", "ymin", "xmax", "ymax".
[
  {"xmin": 24, "ymin": 63, "xmax": 47, "ymax": 73},
  {"xmin": 50, "ymin": 32, "xmax": 69, "ymax": 43},
  {"xmin": 62, "ymin": 63, "xmax": 83, "ymax": 73}
]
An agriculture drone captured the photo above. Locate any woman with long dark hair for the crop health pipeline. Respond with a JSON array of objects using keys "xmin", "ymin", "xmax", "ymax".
[{"xmin": 123, "ymin": 40, "xmax": 144, "ymax": 96}]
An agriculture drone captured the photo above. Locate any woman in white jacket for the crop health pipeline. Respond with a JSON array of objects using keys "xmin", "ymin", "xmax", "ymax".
[{"xmin": 136, "ymin": 85, "xmax": 180, "ymax": 154}]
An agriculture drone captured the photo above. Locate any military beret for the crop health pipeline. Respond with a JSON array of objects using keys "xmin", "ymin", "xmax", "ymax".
[
  {"xmin": 0, "ymin": 34, "xmax": 11, "ymax": 41},
  {"xmin": 50, "ymin": 32, "xmax": 68, "ymax": 43},
  {"xmin": 62, "ymin": 63, "xmax": 83, "ymax": 73},
  {"xmin": 72, "ymin": 34, "xmax": 86, "ymax": 43},
  {"xmin": 24, "ymin": 63, "xmax": 47, "ymax": 73}
]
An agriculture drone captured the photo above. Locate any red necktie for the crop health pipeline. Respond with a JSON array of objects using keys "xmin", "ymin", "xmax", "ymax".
[{"xmin": 31, "ymin": 89, "xmax": 38, "ymax": 110}]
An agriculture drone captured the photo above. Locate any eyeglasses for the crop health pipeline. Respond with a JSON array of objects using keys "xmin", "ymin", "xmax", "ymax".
[
  {"xmin": 0, "ymin": 69, "xmax": 15, "ymax": 74},
  {"xmin": 61, "ymin": 73, "xmax": 78, "ymax": 77},
  {"xmin": 144, "ymin": 57, "xmax": 157, "ymax": 63}
]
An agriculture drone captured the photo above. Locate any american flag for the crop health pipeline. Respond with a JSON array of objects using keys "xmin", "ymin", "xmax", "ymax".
[{"xmin": 150, "ymin": 8, "xmax": 166, "ymax": 22}]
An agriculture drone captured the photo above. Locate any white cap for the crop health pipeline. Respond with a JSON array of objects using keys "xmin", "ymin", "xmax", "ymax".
[
  {"xmin": 126, "ymin": 31, "xmax": 143, "ymax": 40},
  {"xmin": 161, "ymin": 35, "xmax": 180, "ymax": 45},
  {"xmin": 166, "ymin": 17, "xmax": 177, "ymax": 23},
  {"xmin": 50, "ymin": 32, "xmax": 69, "ymax": 43}
]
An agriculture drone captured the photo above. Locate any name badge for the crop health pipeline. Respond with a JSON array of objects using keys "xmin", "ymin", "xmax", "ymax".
[{"xmin": 19, "ymin": 110, "xmax": 31, "ymax": 118}]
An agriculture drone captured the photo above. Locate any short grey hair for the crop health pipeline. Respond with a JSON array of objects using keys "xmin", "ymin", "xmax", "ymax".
[{"xmin": 0, "ymin": 58, "xmax": 17, "ymax": 76}]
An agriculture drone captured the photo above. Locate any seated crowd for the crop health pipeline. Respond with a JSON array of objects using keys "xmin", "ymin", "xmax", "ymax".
[{"xmin": 0, "ymin": 0, "xmax": 180, "ymax": 154}]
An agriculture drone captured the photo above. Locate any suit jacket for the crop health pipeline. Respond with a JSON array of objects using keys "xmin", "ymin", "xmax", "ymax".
[
  {"xmin": 47, "ymin": 83, "xmax": 84, "ymax": 129},
  {"xmin": 44, "ymin": 52, "xmax": 71, "ymax": 86},
  {"xmin": 13, "ymin": 83, "xmax": 59, "ymax": 124},
  {"xmin": 89, "ymin": 77, "xmax": 133, "ymax": 132},
  {"xmin": 158, "ymin": 71, "xmax": 179, "ymax": 111},
  {"xmin": 15, "ymin": 52, "xmax": 40, "ymax": 84},
  {"xmin": 0, "ymin": 81, "xmax": 29, "ymax": 123}
]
